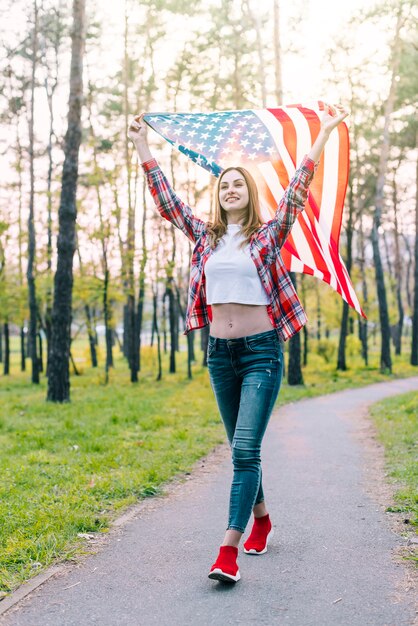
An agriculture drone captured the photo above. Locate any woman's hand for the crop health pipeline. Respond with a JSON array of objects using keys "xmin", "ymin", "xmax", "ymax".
[
  {"xmin": 128, "ymin": 114, "xmax": 153, "ymax": 163},
  {"xmin": 320, "ymin": 104, "xmax": 349, "ymax": 137},
  {"xmin": 128, "ymin": 114, "xmax": 148, "ymax": 145},
  {"xmin": 307, "ymin": 104, "xmax": 349, "ymax": 163}
]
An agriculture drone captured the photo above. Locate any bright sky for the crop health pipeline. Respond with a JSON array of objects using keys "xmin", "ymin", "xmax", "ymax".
[{"xmin": 97, "ymin": 0, "xmax": 385, "ymax": 107}]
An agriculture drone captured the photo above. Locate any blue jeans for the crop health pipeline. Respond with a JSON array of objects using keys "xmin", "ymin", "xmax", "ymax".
[{"xmin": 207, "ymin": 329, "xmax": 284, "ymax": 533}]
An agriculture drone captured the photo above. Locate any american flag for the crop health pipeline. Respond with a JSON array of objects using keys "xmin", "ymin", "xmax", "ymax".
[{"xmin": 143, "ymin": 103, "xmax": 364, "ymax": 317}]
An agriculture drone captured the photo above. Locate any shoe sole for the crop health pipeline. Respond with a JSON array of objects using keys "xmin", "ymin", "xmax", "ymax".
[
  {"xmin": 243, "ymin": 527, "xmax": 274, "ymax": 555},
  {"xmin": 208, "ymin": 568, "xmax": 241, "ymax": 583}
]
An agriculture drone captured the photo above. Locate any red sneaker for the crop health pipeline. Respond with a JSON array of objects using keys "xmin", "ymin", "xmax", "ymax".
[
  {"xmin": 208, "ymin": 545, "xmax": 241, "ymax": 583},
  {"xmin": 243, "ymin": 513, "xmax": 273, "ymax": 555}
]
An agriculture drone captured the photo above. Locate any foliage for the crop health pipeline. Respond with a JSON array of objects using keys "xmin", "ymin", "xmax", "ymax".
[{"xmin": 370, "ymin": 390, "xmax": 418, "ymax": 562}]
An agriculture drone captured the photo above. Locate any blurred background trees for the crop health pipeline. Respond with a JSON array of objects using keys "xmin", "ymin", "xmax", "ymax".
[{"xmin": 0, "ymin": 0, "xmax": 416, "ymax": 396}]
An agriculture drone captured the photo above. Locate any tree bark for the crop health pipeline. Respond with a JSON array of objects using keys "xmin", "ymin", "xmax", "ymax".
[
  {"xmin": 123, "ymin": 7, "xmax": 137, "ymax": 383},
  {"xmin": 3, "ymin": 323, "xmax": 10, "ymax": 375},
  {"xmin": 243, "ymin": 0, "xmax": 267, "ymax": 106},
  {"xmin": 392, "ymin": 173, "xmax": 403, "ymax": 355},
  {"xmin": 27, "ymin": 0, "xmax": 40, "ymax": 384},
  {"xmin": 358, "ymin": 213, "xmax": 368, "ymax": 365},
  {"xmin": 153, "ymin": 282, "xmax": 162, "ymax": 381},
  {"xmin": 371, "ymin": 8, "xmax": 403, "ymax": 373},
  {"xmin": 287, "ymin": 272, "xmax": 304, "ymax": 385},
  {"xmin": 273, "ymin": 0, "xmax": 283, "ymax": 103},
  {"xmin": 337, "ymin": 173, "xmax": 354, "ymax": 370},
  {"xmin": 411, "ymin": 130, "xmax": 418, "ymax": 365},
  {"xmin": 20, "ymin": 326, "xmax": 26, "ymax": 371},
  {"xmin": 47, "ymin": 0, "xmax": 86, "ymax": 402}
]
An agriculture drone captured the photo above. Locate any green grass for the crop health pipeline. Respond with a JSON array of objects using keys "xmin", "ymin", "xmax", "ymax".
[
  {"xmin": 0, "ymin": 336, "xmax": 417, "ymax": 593},
  {"xmin": 369, "ymin": 391, "xmax": 418, "ymax": 563}
]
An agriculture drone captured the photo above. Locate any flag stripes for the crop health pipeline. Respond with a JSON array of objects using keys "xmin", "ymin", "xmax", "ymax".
[{"xmin": 144, "ymin": 103, "xmax": 364, "ymax": 317}]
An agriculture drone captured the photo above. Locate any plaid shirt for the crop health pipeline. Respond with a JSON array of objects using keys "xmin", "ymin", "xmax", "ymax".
[{"xmin": 142, "ymin": 155, "xmax": 318, "ymax": 341}]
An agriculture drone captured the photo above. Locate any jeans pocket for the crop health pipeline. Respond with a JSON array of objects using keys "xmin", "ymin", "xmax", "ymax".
[
  {"xmin": 207, "ymin": 339, "xmax": 216, "ymax": 358},
  {"xmin": 247, "ymin": 336, "xmax": 281, "ymax": 355}
]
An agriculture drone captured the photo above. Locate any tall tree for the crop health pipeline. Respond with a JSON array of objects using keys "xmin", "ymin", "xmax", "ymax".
[
  {"xmin": 39, "ymin": 5, "xmax": 66, "ymax": 374},
  {"xmin": 273, "ymin": 0, "xmax": 282, "ymax": 104},
  {"xmin": 411, "ymin": 128, "xmax": 418, "ymax": 365},
  {"xmin": 287, "ymin": 272, "xmax": 304, "ymax": 385},
  {"xmin": 27, "ymin": 0, "xmax": 40, "ymax": 384},
  {"xmin": 47, "ymin": 0, "xmax": 86, "ymax": 402},
  {"xmin": 371, "ymin": 8, "xmax": 404, "ymax": 373}
]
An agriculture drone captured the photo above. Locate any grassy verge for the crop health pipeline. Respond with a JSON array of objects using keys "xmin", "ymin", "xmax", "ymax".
[
  {"xmin": 0, "ymin": 338, "xmax": 417, "ymax": 593},
  {"xmin": 369, "ymin": 391, "xmax": 418, "ymax": 564}
]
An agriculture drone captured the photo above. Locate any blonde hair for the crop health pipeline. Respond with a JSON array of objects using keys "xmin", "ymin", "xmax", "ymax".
[{"xmin": 206, "ymin": 166, "xmax": 263, "ymax": 251}]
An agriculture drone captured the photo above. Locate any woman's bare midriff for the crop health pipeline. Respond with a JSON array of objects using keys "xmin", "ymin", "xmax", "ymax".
[{"xmin": 209, "ymin": 303, "xmax": 274, "ymax": 339}]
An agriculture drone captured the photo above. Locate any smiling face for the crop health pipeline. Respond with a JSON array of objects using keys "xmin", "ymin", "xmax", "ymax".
[{"xmin": 218, "ymin": 169, "xmax": 249, "ymax": 215}]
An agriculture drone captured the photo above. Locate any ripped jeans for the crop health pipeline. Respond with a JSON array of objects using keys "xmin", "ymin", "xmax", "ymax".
[{"xmin": 207, "ymin": 329, "xmax": 284, "ymax": 533}]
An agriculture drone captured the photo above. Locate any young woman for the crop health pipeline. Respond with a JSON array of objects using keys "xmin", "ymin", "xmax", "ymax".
[{"xmin": 128, "ymin": 105, "xmax": 348, "ymax": 583}]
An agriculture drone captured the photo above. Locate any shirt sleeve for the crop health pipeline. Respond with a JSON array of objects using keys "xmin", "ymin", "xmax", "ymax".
[
  {"xmin": 141, "ymin": 158, "xmax": 206, "ymax": 244},
  {"xmin": 269, "ymin": 155, "xmax": 318, "ymax": 249}
]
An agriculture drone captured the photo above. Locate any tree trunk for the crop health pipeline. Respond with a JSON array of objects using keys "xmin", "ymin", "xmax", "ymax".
[
  {"xmin": 38, "ymin": 331, "xmax": 43, "ymax": 373},
  {"xmin": 393, "ymin": 174, "xmax": 403, "ymax": 355},
  {"xmin": 411, "ymin": 131, "xmax": 418, "ymax": 365},
  {"xmin": 44, "ymin": 35, "xmax": 59, "ymax": 376},
  {"xmin": 243, "ymin": 0, "xmax": 267, "ymax": 106},
  {"xmin": 273, "ymin": 0, "xmax": 283, "ymax": 103},
  {"xmin": 20, "ymin": 326, "xmax": 26, "ymax": 371},
  {"xmin": 76, "ymin": 244, "xmax": 98, "ymax": 368},
  {"xmin": 136, "ymin": 178, "xmax": 149, "ymax": 373},
  {"xmin": 104, "ymin": 268, "xmax": 114, "ymax": 373},
  {"xmin": 153, "ymin": 284, "xmax": 162, "ymax": 381},
  {"xmin": 85, "ymin": 304, "xmax": 98, "ymax": 367},
  {"xmin": 316, "ymin": 283, "xmax": 321, "ymax": 340},
  {"xmin": 47, "ymin": 0, "xmax": 86, "ymax": 402},
  {"xmin": 174, "ymin": 283, "xmax": 192, "ymax": 379},
  {"xmin": 287, "ymin": 272, "xmax": 304, "ymax": 385},
  {"xmin": 299, "ymin": 275, "xmax": 308, "ymax": 366},
  {"xmin": 337, "ymin": 175, "xmax": 354, "ymax": 370},
  {"xmin": 358, "ymin": 213, "xmax": 368, "ymax": 365},
  {"xmin": 27, "ymin": 0, "xmax": 40, "ymax": 384},
  {"xmin": 371, "ymin": 8, "xmax": 403, "ymax": 373},
  {"xmin": 165, "ymin": 273, "xmax": 176, "ymax": 374},
  {"xmin": 123, "ymin": 8, "xmax": 137, "ymax": 382},
  {"xmin": 3, "ymin": 322, "xmax": 10, "ymax": 375}
]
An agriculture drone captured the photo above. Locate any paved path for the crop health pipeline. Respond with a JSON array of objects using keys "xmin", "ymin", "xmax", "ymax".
[{"xmin": 1, "ymin": 378, "xmax": 417, "ymax": 626}]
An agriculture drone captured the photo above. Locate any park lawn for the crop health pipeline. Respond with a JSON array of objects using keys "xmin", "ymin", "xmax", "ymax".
[
  {"xmin": 369, "ymin": 391, "xmax": 418, "ymax": 563},
  {"xmin": 0, "ymin": 338, "xmax": 417, "ymax": 593}
]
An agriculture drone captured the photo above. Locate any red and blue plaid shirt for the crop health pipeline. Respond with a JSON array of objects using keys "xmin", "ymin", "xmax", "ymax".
[{"xmin": 142, "ymin": 155, "xmax": 318, "ymax": 341}]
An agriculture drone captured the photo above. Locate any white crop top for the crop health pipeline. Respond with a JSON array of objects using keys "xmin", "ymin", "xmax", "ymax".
[{"xmin": 204, "ymin": 224, "xmax": 270, "ymax": 305}]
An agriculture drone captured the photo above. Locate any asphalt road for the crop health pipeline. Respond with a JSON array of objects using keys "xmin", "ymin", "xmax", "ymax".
[{"xmin": 2, "ymin": 377, "xmax": 417, "ymax": 626}]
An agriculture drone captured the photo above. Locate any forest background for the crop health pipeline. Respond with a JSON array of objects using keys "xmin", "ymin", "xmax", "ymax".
[{"xmin": 0, "ymin": 0, "xmax": 417, "ymax": 390}]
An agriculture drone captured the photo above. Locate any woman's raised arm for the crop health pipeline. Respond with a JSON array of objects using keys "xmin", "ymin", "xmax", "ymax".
[
  {"xmin": 270, "ymin": 104, "xmax": 349, "ymax": 248},
  {"xmin": 128, "ymin": 114, "xmax": 206, "ymax": 243},
  {"xmin": 128, "ymin": 114, "xmax": 153, "ymax": 163}
]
